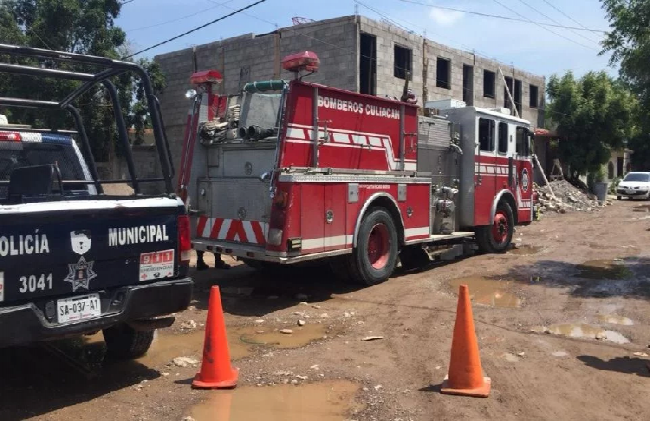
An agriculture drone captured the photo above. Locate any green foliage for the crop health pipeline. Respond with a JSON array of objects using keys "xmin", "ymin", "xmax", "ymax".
[
  {"xmin": 602, "ymin": 0, "xmax": 650, "ymax": 169},
  {"xmin": 609, "ymin": 176, "xmax": 622, "ymax": 194},
  {"xmin": 0, "ymin": 0, "xmax": 165, "ymax": 161},
  {"xmin": 546, "ymin": 71, "xmax": 638, "ymax": 178}
]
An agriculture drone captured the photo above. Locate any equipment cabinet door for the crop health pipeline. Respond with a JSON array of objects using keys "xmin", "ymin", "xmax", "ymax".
[
  {"xmin": 300, "ymin": 184, "xmax": 325, "ymax": 254},
  {"xmin": 323, "ymin": 184, "xmax": 348, "ymax": 251}
]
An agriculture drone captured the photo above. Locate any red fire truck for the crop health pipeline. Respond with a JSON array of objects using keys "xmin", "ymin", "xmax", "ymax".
[{"xmin": 178, "ymin": 52, "xmax": 534, "ymax": 285}]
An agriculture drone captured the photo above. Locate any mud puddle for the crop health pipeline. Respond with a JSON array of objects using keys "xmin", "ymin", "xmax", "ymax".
[
  {"xmin": 449, "ymin": 276, "xmax": 521, "ymax": 308},
  {"xmin": 536, "ymin": 323, "xmax": 629, "ymax": 344},
  {"xmin": 597, "ymin": 314, "xmax": 634, "ymax": 325},
  {"xmin": 509, "ymin": 244, "xmax": 543, "ymax": 255},
  {"xmin": 190, "ymin": 380, "xmax": 363, "ymax": 421},
  {"xmin": 233, "ymin": 324, "xmax": 328, "ymax": 349},
  {"xmin": 575, "ymin": 260, "xmax": 632, "ymax": 280},
  {"xmin": 46, "ymin": 324, "xmax": 329, "ymax": 374},
  {"xmin": 141, "ymin": 324, "xmax": 328, "ymax": 366},
  {"xmin": 138, "ymin": 330, "xmax": 251, "ymax": 367}
]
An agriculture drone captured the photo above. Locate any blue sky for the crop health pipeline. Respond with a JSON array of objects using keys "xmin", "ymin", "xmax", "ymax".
[{"xmin": 116, "ymin": 0, "xmax": 615, "ymax": 79}]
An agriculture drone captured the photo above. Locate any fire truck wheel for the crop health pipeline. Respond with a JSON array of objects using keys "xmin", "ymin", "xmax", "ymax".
[
  {"xmin": 350, "ymin": 208, "xmax": 399, "ymax": 285},
  {"xmin": 476, "ymin": 201, "xmax": 514, "ymax": 253}
]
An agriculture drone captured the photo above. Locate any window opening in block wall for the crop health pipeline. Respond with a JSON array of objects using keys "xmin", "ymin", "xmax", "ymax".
[
  {"xmin": 529, "ymin": 84, "xmax": 539, "ymax": 108},
  {"xmin": 514, "ymin": 79, "xmax": 522, "ymax": 116},
  {"xmin": 436, "ymin": 57, "xmax": 451, "ymax": 89},
  {"xmin": 504, "ymin": 76, "xmax": 514, "ymax": 110},
  {"xmin": 463, "ymin": 64, "xmax": 474, "ymax": 105},
  {"xmin": 394, "ymin": 44, "xmax": 412, "ymax": 80},
  {"xmin": 483, "ymin": 70, "xmax": 495, "ymax": 98},
  {"xmin": 360, "ymin": 33, "xmax": 377, "ymax": 95}
]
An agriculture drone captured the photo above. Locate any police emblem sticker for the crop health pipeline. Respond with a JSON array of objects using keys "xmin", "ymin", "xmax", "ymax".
[
  {"xmin": 139, "ymin": 249, "xmax": 175, "ymax": 282},
  {"xmin": 70, "ymin": 230, "xmax": 92, "ymax": 255},
  {"xmin": 64, "ymin": 255, "xmax": 97, "ymax": 292}
]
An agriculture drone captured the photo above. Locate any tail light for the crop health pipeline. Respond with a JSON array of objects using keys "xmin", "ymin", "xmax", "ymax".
[
  {"xmin": 177, "ymin": 215, "xmax": 192, "ymax": 264},
  {"xmin": 0, "ymin": 132, "xmax": 21, "ymax": 142},
  {"xmin": 268, "ymin": 188, "xmax": 289, "ymax": 248}
]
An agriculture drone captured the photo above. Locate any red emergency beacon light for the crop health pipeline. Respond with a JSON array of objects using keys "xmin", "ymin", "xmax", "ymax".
[
  {"xmin": 281, "ymin": 51, "xmax": 320, "ymax": 74},
  {"xmin": 0, "ymin": 131, "xmax": 21, "ymax": 142},
  {"xmin": 190, "ymin": 69, "xmax": 223, "ymax": 86}
]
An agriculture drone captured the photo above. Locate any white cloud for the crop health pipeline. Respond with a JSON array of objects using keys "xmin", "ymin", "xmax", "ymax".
[{"xmin": 429, "ymin": 9, "xmax": 464, "ymax": 27}]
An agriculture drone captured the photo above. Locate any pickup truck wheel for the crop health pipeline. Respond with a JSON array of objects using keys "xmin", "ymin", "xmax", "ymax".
[
  {"xmin": 476, "ymin": 201, "xmax": 514, "ymax": 254},
  {"xmin": 348, "ymin": 208, "xmax": 399, "ymax": 285},
  {"xmin": 103, "ymin": 324, "xmax": 154, "ymax": 360}
]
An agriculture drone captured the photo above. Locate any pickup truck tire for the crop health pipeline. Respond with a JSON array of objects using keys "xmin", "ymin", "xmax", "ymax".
[
  {"xmin": 476, "ymin": 201, "xmax": 514, "ymax": 254},
  {"xmin": 347, "ymin": 208, "xmax": 399, "ymax": 286},
  {"xmin": 103, "ymin": 323, "xmax": 155, "ymax": 360}
]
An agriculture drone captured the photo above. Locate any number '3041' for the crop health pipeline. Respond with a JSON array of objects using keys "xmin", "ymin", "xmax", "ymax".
[{"xmin": 19, "ymin": 274, "xmax": 53, "ymax": 293}]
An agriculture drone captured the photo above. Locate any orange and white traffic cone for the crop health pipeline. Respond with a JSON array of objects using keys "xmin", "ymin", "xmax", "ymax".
[
  {"xmin": 441, "ymin": 284, "xmax": 491, "ymax": 398},
  {"xmin": 192, "ymin": 286, "xmax": 239, "ymax": 389}
]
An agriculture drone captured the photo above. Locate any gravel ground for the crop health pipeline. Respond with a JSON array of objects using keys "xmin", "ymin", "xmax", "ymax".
[{"xmin": 2, "ymin": 199, "xmax": 650, "ymax": 421}]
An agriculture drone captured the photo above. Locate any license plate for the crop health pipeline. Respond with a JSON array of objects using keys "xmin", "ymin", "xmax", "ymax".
[
  {"xmin": 57, "ymin": 293, "xmax": 101, "ymax": 324},
  {"xmin": 627, "ymin": 189, "xmax": 635, "ymax": 194}
]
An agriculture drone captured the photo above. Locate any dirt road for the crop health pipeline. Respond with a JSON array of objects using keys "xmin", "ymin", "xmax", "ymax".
[{"xmin": 2, "ymin": 200, "xmax": 650, "ymax": 421}]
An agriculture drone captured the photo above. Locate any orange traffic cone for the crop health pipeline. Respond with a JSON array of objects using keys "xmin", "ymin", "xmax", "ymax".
[
  {"xmin": 441, "ymin": 284, "xmax": 491, "ymax": 398},
  {"xmin": 192, "ymin": 286, "xmax": 239, "ymax": 389}
]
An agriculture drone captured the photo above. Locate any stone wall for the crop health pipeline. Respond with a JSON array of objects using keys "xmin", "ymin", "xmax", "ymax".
[{"xmin": 98, "ymin": 145, "xmax": 163, "ymax": 195}]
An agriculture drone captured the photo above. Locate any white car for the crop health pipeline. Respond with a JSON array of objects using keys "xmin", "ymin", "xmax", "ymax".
[{"xmin": 616, "ymin": 172, "xmax": 650, "ymax": 200}]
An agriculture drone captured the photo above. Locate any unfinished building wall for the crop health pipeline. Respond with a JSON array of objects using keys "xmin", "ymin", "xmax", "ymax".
[
  {"xmin": 155, "ymin": 14, "xmax": 546, "ymax": 187},
  {"xmin": 356, "ymin": 16, "xmax": 545, "ymax": 127},
  {"xmin": 357, "ymin": 17, "xmax": 423, "ymax": 100},
  {"xmin": 155, "ymin": 17, "xmax": 358, "ymax": 184}
]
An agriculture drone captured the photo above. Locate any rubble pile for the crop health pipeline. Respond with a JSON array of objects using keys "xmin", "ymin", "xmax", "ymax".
[{"xmin": 535, "ymin": 180, "xmax": 606, "ymax": 214}]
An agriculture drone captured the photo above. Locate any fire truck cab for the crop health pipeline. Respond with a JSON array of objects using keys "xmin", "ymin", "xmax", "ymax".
[{"xmin": 178, "ymin": 52, "xmax": 534, "ymax": 286}]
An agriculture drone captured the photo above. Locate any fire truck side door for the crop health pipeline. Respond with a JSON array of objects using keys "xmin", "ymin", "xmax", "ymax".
[
  {"xmin": 515, "ymin": 126, "xmax": 534, "ymax": 223},
  {"xmin": 475, "ymin": 117, "xmax": 498, "ymax": 226}
]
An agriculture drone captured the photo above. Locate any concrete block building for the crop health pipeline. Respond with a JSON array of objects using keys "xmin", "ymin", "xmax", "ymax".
[{"xmin": 155, "ymin": 15, "xmax": 546, "ymax": 176}]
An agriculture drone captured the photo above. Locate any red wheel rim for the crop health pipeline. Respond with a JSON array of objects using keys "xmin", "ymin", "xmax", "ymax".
[
  {"xmin": 492, "ymin": 211, "xmax": 509, "ymax": 244},
  {"xmin": 367, "ymin": 223, "xmax": 390, "ymax": 269}
]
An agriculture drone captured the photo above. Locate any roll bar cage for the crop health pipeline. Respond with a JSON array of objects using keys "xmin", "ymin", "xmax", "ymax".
[{"xmin": 0, "ymin": 44, "xmax": 175, "ymax": 195}]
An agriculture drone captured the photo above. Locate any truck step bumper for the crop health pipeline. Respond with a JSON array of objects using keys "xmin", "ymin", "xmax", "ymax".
[{"xmin": 0, "ymin": 278, "xmax": 193, "ymax": 348}]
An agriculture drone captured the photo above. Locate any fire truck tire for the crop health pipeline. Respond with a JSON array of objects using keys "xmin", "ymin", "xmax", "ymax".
[
  {"xmin": 476, "ymin": 201, "xmax": 514, "ymax": 253},
  {"xmin": 349, "ymin": 208, "xmax": 399, "ymax": 285},
  {"xmin": 103, "ymin": 323, "xmax": 154, "ymax": 360}
]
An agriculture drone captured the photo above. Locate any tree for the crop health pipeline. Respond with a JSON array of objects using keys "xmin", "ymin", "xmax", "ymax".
[
  {"xmin": 0, "ymin": 0, "xmax": 165, "ymax": 161},
  {"xmin": 546, "ymin": 71, "xmax": 638, "ymax": 179},
  {"xmin": 601, "ymin": 0, "xmax": 650, "ymax": 169}
]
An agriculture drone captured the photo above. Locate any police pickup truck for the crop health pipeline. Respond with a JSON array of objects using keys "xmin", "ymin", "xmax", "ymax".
[{"xmin": 0, "ymin": 45, "xmax": 192, "ymax": 359}]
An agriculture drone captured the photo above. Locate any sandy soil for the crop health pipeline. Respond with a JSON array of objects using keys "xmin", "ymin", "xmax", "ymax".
[{"xmin": 2, "ymin": 199, "xmax": 650, "ymax": 421}]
